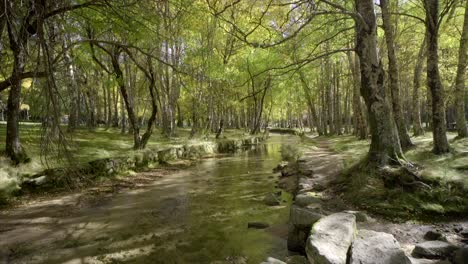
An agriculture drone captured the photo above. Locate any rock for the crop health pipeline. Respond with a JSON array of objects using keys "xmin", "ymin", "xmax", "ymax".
[
  {"xmin": 453, "ymin": 245, "xmax": 468, "ymax": 264},
  {"xmin": 295, "ymin": 192, "xmax": 321, "ymax": 207},
  {"xmin": 260, "ymin": 257, "xmax": 286, "ymax": 264},
  {"xmin": 273, "ymin": 162, "xmax": 288, "ymax": 173},
  {"xmin": 305, "ymin": 212, "xmax": 356, "ymax": 264},
  {"xmin": 24, "ymin": 175, "xmax": 48, "ymax": 186},
  {"xmin": 281, "ymin": 166, "xmax": 297, "ymax": 177},
  {"xmin": 287, "ymin": 223, "xmax": 309, "ymax": 252},
  {"xmin": 289, "ymin": 205, "xmax": 322, "ymax": 228},
  {"xmin": 298, "ymin": 177, "xmax": 314, "ymax": 191},
  {"xmin": 460, "ymin": 228, "xmax": 468, "ymax": 238},
  {"xmin": 412, "ymin": 241, "xmax": 458, "ymax": 259},
  {"xmin": 285, "ymin": 255, "xmax": 308, "ymax": 264},
  {"xmin": 424, "ymin": 230, "xmax": 445, "ymax": 241},
  {"xmin": 408, "ymin": 257, "xmax": 451, "ymax": 264},
  {"xmin": 349, "ymin": 229, "xmax": 411, "ymax": 264},
  {"xmin": 263, "ymin": 193, "xmax": 280, "ymax": 206},
  {"xmin": 345, "ymin": 210, "xmax": 370, "ymax": 223},
  {"xmin": 298, "ymin": 168, "xmax": 314, "ymax": 178},
  {"xmin": 247, "ymin": 222, "xmax": 270, "ymax": 229}
]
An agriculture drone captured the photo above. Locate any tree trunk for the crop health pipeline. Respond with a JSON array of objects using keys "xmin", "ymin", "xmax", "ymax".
[
  {"xmin": 424, "ymin": 0, "xmax": 450, "ymax": 154},
  {"xmin": 355, "ymin": 0, "xmax": 404, "ymax": 166},
  {"xmin": 5, "ymin": 6, "xmax": 29, "ymax": 163},
  {"xmin": 455, "ymin": 0, "xmax": 468, "ymax": 138},
  {"xmin": 346, "ymin": 51, "xmax": 367, "ymax": 139},
  {"xmin": 63, "ymin": 33, "xmax": 80, "ymax": 133},
  {"xmin": 334, "ymin": 63, "xmax": 342, "ymax": 135},
  {"xmin": 381, "ymin": 0, "xmax": 413, "ymax": 149},
  {"xmin": 412, "ymin": 36, "xmax": 426, "ymax": 136}
]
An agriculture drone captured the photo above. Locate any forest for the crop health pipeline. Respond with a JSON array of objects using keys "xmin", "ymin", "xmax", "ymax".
[{"xmin": 0, "ymin": 0, "xmax": 467, "ymax": 264}]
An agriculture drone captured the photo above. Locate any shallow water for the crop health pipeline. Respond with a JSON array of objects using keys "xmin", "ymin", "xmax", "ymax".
[{"xmin": 0, "ymin": 135, "xmax": 298, "ymax": 264}]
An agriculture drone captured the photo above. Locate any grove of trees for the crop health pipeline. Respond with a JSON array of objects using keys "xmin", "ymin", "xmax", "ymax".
[{"xmin": 0, "ymin": 0, "xmax": 466, "ymax": 168}]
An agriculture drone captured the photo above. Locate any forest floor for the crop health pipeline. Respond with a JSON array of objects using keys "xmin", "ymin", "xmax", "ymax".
[{"xmin": 293, "ymin": 135, "xmax": 467, "ymax": 257}]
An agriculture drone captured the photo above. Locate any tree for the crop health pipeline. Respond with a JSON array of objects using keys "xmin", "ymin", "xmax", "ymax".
[
  {"xmin": 423, "ymin": 0, "xmax": 451, "ymax": 154},
  {"xmin": 354, "ymin": 0, "xmax": 405, "ymax": 166},
  {"xmin": 380, "ymin": 0, "xmax": 414, "ymax": 149},
  {"xmin": 454, "ymin": 0, "xmax": 468, "ymax": 138}
]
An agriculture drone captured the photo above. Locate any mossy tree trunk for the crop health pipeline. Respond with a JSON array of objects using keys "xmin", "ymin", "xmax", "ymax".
[
  {"xmin": 455, "ymin": 0, "xmax": 468, "ymax": 138},
  {"xmin": 381, "ymin": 0, "xmax": 413, "ymax": 149},
  {"xmin": 424, "ymin": 0, "xmax": 450, "ymax": 154},
  {"xmin": 412, "ymin": 36, "xmax": 426, "ymax": 137},
  {"xmin": 355, "ymin": 0, "xmax": 405, "ymax": 166},
  {"xmin": 346, "ymin": 51, "xmax": 367, "ymax": 140}
]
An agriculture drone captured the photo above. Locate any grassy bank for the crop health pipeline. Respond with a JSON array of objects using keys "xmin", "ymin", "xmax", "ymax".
[
  {"xmin": 321, "ymin": 133, "xmax": 468, "ymax": 220},
  {"xmin": 0, "ymin": 122, "xmax": 254, "ymax": 203}
]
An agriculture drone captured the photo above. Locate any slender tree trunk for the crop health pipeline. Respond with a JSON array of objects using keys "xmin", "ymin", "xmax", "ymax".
[
  {"xmin": 455, "ymin": 0, "xmax": 468, "ymax": 138},
  {"xmin": 346, "ymin": 51, "xmax": 367, "ymax": 139},
  {"xmin": 413, "ymin": 36, "xmax": 426, "ymax": 136},
  {"xmin": 334, "ymin": 63, "xmax": 342, "ymax": 135},
  {"xmin": 355, "ymin": 0, "xmax": 404, "ymax": 166},
  {"xmin": 381, "ymin": 0, "xmax": 413, "ymax": 149},
  {"xmin": 63, "ymin": 33, "xmax": 80, "ymax": 133},
  {"xmin": 424, "ymin": 0, "xmax": 450, "ymax": 154}
]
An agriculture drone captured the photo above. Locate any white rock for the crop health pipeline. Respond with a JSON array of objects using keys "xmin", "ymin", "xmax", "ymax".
[
  {"xmin": 349, "ymin": 229, "xmax": 411, "ymax": 264},
  {"xmin": 305, "ymin": 212, "xmax": 356, "ymax": 264}
]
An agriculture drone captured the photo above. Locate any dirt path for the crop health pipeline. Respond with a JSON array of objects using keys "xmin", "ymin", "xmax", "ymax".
[{"xmin": 296, "ymin": 136, "xmax": 467, "ymax": 255}]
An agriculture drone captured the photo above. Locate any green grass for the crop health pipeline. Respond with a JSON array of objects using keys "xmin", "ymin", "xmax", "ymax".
[
  {"xmin": 324, "ymin": 132, "xmax": 468, "ymax": 220},
  {"xmin": 0, "ymin": 122, "xmax": 251, "ymax": 177}
]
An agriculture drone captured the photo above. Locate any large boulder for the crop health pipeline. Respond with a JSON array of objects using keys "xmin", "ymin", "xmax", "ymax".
[
  {"xmin": 412, "ymin": 241, "xmax": 458, "ymax": 259},
  {"xmin": 349, "ymin": 229, "xmax": 411, "ymax": 264},
  {"xmin": 305, "ymin": 212, "xmax": 356, "ymax": 264}
]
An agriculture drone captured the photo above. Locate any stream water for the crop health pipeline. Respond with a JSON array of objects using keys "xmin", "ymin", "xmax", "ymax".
[{"xmin": 0, "ymin": 135, "xmax": 298, "ymax": 264}]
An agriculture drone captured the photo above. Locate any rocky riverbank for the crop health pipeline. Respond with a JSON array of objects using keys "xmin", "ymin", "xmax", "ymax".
[{"xmin": 268, "ymin": 140, "xmax": 467, "ymax": 264}]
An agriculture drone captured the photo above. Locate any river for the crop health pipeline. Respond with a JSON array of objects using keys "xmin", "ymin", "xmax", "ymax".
[{"xmin": 0, "ymin": 135, "xmax": 298, "ymax": 264}]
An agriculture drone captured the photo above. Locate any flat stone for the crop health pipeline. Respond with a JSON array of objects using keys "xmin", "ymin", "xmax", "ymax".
[
  {"xmin": 306, "ymin": 212, "xmax": 356, "ymax": 264},
  {"xmin": 408, "ymin": 257, "xmax": 451, "ymax": 264},
  {"xmin": 424, "ymin": 230, "xmax": 445, "ymax": 241},
  {"xmin": 289, "ymin": 205, "xmax": 322, "ymax": 228},
  {"xmin": 261, "ymin": 257, "xmax": 286, "ymax": 264},
  {"xmin": 295, "ymin": 192, "xmax": 321, "ymax": 207},
  {"xmin": 285, "ymin": 255, "xmax": 308, "ymax": 264},
  {"xmin": 349, "ymin": 229, "xmax": 411, "ymax": 264},
  {"xmin": 412, "ymin": 241, "xmax": 458, "ymax": 259}
]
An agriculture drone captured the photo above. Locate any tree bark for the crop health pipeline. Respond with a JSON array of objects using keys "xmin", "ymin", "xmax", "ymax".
[
  {"xmin": 455, "ymin": 0, "xmax": 468, "ymax": 138},
  {"xmin": 412, "ymin": 36, "xmax": 426, "ymax": 136},
  {"xmin": 424, "ymin": 0, "xmax": 450, "ymax": 154},
  {"xmin": 4, "ymin": 3, "xmax": 31, "ymax": 163},
  {"xmin": 355, "ymin": 0, "xmax": 404, "ymax": 166},
  {"xmin": 346, "ymin": 51, "xmax": 367, "ymax": 140},
  {"xmin": 381, "ymin": 0, "xmax": 413, "ymax": 149}
]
